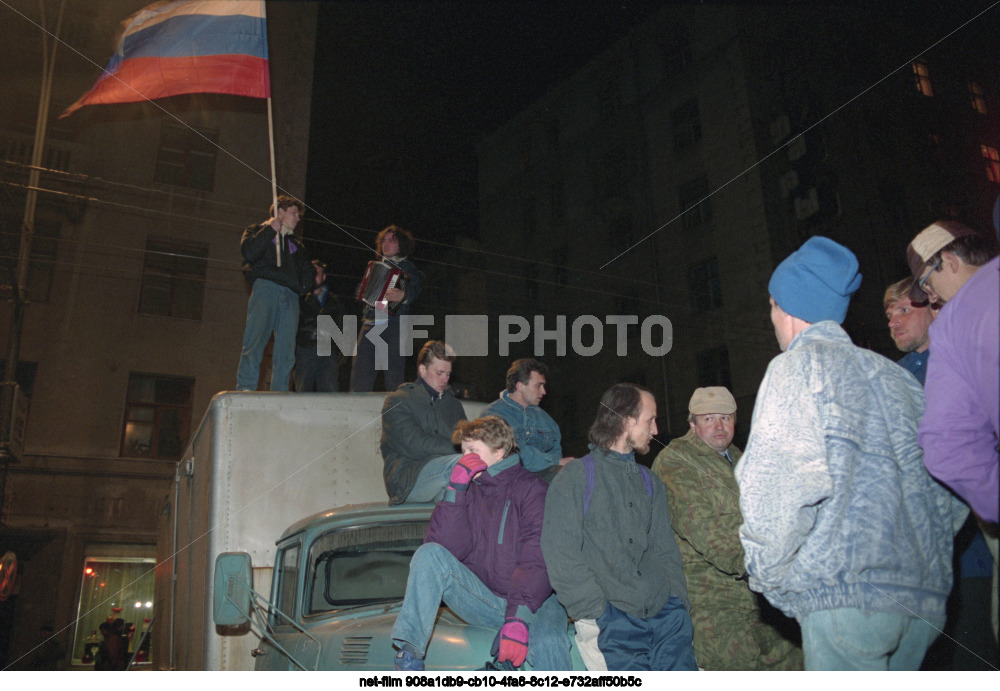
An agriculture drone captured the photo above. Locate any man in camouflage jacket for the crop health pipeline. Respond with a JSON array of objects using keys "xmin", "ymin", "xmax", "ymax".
[{"xmin": 651, "ymin": 387, "xmax": 802, "ymax": 670}]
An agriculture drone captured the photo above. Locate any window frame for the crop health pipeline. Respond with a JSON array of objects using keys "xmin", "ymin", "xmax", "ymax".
[
  {"xmin": 153, "ymin": 120, "xmax": 219, "ymax": 191},
  {"xmin": 138, "ymin": 237, "xmax": 209, "ymax": 321},
  {"xmin": 120, "ymin": 372, "xmax": 194, "ymax": 460}
]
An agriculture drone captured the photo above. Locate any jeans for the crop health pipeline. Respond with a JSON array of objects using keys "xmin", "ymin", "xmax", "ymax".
[
  {"xmin": 236, "ymin": 279, "xmax": 299, "ymax": 391},
  {"xmin": 391, "ymin": 543, "xmax": 572, "ymax": 670},
  {"xmin": 800, "ymin": 608, "xmax": 941, "ymax": 670},
  {"xmin": 350, "ymin": 318, "xmax": 404, "ymax": 392},
  {"xmin": 596, "ymin": 597, "xmax": 698, "ymax": 671},
  {"xmin": 405, "ymin": 454, "xmax": 461, "ymax": 504}
]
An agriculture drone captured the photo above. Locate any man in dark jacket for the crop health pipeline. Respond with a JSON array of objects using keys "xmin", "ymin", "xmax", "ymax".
[
  {"xmin": 391, "ymin": 416, "xmax": 571, "ymax": 671},
  {"xmin": 380, "ymin": 340, "xmax": 466, "ymax": 504},
  {"xmin": 294, "ymin": 260, "xmax": 343, "ymax": 392},
  {"xmin": 236, "ymin": 196, "xmax": 313, "ymax": 391},
  {"xmin": 350, "ymin": 225, "xmax": 422, "ymax": 392},
  {"xmin": 542, "ymin": 383, "xmax": 696, "ymax": 671}
]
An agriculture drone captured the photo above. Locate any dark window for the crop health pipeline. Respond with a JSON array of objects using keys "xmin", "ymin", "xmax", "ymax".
[
  {"xmin": 121, "ymin": 373, "xmax": 194, "ymax": 460},
  {"xmin": 609, "ymin": 217, "xmax": 636, "ymax": 256},
  {"xmin": 520, "ymin": 137, "xmax": 534, "ymax": 172},
  {"xmin": 553, "ymin": 246, "xmax": 569, "ymax": 285},
  {"xmin": 688, "ymin": 257, "xmax": 722, "ymax": 312},
  {"xmin": 0, "ymin": 360, "xmax": 37, "ymax": 396},
  {"xmin": 139, "ymin": 238, "xmax": 208, "ymax": 320},
  {"xmin": 0, "ymin": 215, "xmax": 60, "ymax": 303},
  {"xmin": 598, "ymin": 83, "xmax": 621, "ymax": 121},
  {"xmin": 662, "ymin": 28, "xmax": 694, "ymax": 76},
  {"xmin": 549, "ymin": 180, "xmax": 565, "ymax": 224},
  {"xmin": 678, "ymin": 175, "xmax": 712, "ymax": 231},
  {"xmin": 697, "ymin": 344, "xmax": 732, "ymax": 390},
  {"xmin": 671, "ymin": 99, "xmax": 701, "ymax": 151},
  {"xmin": 153, "ymin": 121, "xmax": 218, "ymax": 191},
  {"xmin": 522, "ymin": 197, "xmax": 536, "ymax": 237},
  {"xmin": 525, "ymin": 263, "xmax": 539, "ymax": 302},
  {"xmin": 602, "ymin": 151, "xmax": 626, "ymax": 201}
]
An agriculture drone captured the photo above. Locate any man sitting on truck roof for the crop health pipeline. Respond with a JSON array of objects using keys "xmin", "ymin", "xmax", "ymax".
[
  {"xmin": 380, "ymin": 340, "xmax": 467, "ymax": 504},
  {"xmin": 391, "ymin": 416, "xmax": 572, "ymax": 671}
]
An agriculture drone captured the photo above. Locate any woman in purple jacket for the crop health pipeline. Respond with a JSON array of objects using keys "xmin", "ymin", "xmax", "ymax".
[{"xmin": 391, "ymin": 416, "xmax": 571, "ymax": 671}]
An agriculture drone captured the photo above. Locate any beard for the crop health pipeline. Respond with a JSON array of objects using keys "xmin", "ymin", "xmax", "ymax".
[{"xmin": 629, "ymin": 434, "xmax": 651, "ymax": 455}]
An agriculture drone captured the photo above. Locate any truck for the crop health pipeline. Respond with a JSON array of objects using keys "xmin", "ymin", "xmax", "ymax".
[
  {"xmin": 156, "ymin": 391, "xmax": 582, "ymax": 671},
  {"xmin": 212, "ymin": 501, "xmax": 586, "ymax": 671}
]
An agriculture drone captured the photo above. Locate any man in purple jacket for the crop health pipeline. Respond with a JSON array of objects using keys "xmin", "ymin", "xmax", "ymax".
[
  {"xmin": 908, "ymin": 221, "xmax": 998, "ymax": 523},
  {"xmin": 907, "ymin": 220, "xmax": 999, "ymax": 641},
  {"xmin": 391, "ymin": 416, "xmax": 571, "ymax": 671}
]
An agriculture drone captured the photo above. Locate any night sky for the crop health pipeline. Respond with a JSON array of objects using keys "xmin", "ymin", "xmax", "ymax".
[
  {"xmin": 303, "ymin": 1, "xmax": 666, "ymax": 285},
  {"xmin": 301, "ymin": 1, "xmax": 992, "ymax": 292}
]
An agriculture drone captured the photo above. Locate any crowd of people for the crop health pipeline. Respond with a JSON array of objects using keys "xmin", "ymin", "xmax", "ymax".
[{"xmin": 234, "ymin": 198, "xmax": 998, "ymax": 672}]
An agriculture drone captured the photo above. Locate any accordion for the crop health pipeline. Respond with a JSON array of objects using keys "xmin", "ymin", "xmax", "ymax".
[{"xmin": 356, "ymin": 260, "xmax": 408, "ymax": 314}]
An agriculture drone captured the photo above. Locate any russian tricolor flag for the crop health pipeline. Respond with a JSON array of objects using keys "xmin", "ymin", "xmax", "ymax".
[{"xmin": 61, "ymin": 0, "xmax": 269, "ymax": 118}]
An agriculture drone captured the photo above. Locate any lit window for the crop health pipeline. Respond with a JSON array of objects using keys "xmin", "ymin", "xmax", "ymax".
[
  {"xmin": 969, "ymin": 80, "xmax": 987, "ymax": 114},
  {"xmin": 153, "ymin": 120, "xmax": 218, "ymax": 191},
  {"xmin": 71, "ymin": 546, "xmax": 155, "ymax": 666},
  {"xmin": 912, "ymin": 61, "xmax": 933, "ymax": 97},
  {"xmin": 121, "ymin": 373, "xmax": 194, "ymax": 460},
  {"xmin": 982, "ymin": 145, "xmax": 1000, "ymax": 183},
  {"xmin": 138, "ymin": 238, "xmax": 208, "ymax": 320}
]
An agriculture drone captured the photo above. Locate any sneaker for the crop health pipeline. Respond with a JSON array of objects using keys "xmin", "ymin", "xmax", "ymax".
[{"xmin": 394, "ymin": 649, "xmax": 425, "ymax": 671}]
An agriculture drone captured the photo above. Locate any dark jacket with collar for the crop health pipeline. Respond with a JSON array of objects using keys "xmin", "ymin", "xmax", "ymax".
[
  {"xmin": 240, "ymin": 222, "xmax": 313, "ymax": 293},
  {"xmin": 380, "ymin": 380, "xmax": 467, "ymax": 504},
  {"xmin": 541, "ymin": 444, "xmax": 689, "ymax": 621}
]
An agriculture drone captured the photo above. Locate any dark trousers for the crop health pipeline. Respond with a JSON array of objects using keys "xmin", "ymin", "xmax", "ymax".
[
  {"xmin": 596, "ymin": 596, "xmax": 698, "ymax": 671},
  {"xmin": 294, "ymin": 344, "xmax": 339, "ymax": 392},
  {"xmin": 350, "ymin": 319, "xmax": 405, "ymax": 392}
]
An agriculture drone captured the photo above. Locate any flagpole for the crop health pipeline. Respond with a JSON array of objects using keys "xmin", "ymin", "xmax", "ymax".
[
  {"xmin": 263, "ymin": 0, "xmax": 279, "ymax": 267},
  {"xmin": 1, "ymin": 0, "xmax": 66, "ymax": 497},
  {"xmin": 267, "ymin": 96, "xmax": 281, "ymax": 266}
]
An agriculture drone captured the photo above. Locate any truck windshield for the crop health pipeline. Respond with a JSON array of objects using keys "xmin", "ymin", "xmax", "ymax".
[{"xmin": 305, "ymin": 521, "xmax": 428, "ymax": 616}]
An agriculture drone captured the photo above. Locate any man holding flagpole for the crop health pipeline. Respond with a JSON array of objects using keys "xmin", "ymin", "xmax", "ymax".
[{"xmin": 237, "ymin": 196, "xmax": 313, "ymax": 391}]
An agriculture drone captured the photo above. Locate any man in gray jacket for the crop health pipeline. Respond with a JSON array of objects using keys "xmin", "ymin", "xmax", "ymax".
[
  {"xmin": 736, "ymin": 236, "xmax": 965, "ymax": 670},
  {"xmin": 541, "ymin": 383, "xmax": 696, "ymax": 671},
  {"xmin": 380, "ymin": 340, "xmax": 466, "ymax": 504}
]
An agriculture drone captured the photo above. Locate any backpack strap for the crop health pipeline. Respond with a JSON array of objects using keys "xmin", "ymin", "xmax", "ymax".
[{"xmin": 638, "ymin": 465, "xmax": 654, "ymax": 498}]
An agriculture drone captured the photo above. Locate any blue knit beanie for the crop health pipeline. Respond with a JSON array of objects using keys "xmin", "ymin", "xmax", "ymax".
[{"xmin": 768, "ymin": 236, "xmax": 862, "ymax": 324}]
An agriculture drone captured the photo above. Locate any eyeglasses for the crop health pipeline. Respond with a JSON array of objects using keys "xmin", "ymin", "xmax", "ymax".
[{"xmin": 917, "ymin": 257, "xmax": 942, "ymax": 293}]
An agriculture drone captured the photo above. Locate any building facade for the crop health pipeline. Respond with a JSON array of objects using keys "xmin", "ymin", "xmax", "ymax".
[
  {"xmin": 474, "ymin": 4, "xmax": 999, "ymax": 453},
  {"xmin": 0, "ymin": 0, "xmax": 317, "ymax": 668}
]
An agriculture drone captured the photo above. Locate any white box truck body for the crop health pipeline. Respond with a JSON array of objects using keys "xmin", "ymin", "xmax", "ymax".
[{"xmin": 154, "ymin": 391, "xmax": 486, "ymax": 670}]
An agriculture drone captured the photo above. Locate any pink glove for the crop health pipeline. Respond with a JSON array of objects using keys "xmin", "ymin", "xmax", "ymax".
[
  {"xmin": 497, "ymin": 618, "xmax": 529, "ymax": 667},
  {"xmin": 448, "ymin": 454, "xmax": 487, "ymax": 494}
]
